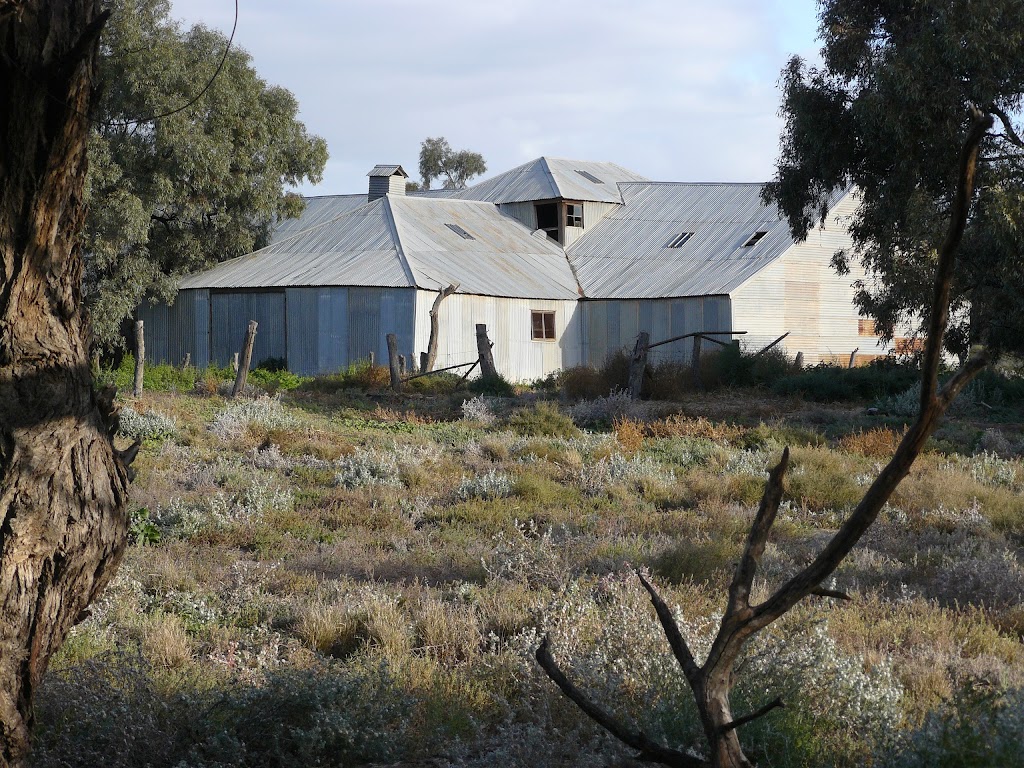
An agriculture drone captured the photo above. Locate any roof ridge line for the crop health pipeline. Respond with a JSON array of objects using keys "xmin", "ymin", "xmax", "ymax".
[{"xmin": 381, "ymin": 196, "xmax": 418, "ymax": 289}]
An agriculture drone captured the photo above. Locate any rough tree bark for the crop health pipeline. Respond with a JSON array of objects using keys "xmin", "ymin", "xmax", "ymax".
[
  {"xmin": 1, "ymin": 2, "xmax": 133, "ymax": 765},
  {"xmin": 538, "ymin": 108, "xmax": 994, "ymax": 768}
]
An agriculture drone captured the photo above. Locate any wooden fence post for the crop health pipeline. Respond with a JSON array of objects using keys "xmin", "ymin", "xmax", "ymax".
[
  {"xmin": 231, "ymin": 320, "xmax": 258, "ymax": 398},
  {"xmin": 368, "ymin": 351, "xmax": 375, "ymax": 368},
  {"xmin": 231, "ymin": 353, "xmax": 239, "ymax": 373},
  {"xmin": 628, "ymin": 331, "xmax": 650, "ymax": 399},
  {"xmin": 133, "ymin": 320, "xmax": 144, "ymax": 397},
  {"xmin": 181, "ymin": 352, "xmax": 191, "ymax": 368},
  {"xmin": 420, "ymin": 352, "xmax": 429, "ymax": 373},
  {"xmin": 398, "ymin": 354, "xmax": 406, "ymax": 377},
  {"xmin": 387, "ymin": 333, "xmax": 402, "ymax": 391},
  {"xmin": 848, "ymin": 348, "xmax": 859, "ymax": 369},
  {"xmin": 795, "ymin": 351, "xmax": 804, "ymax": 369},
  {"xmin": 475, "ymin": 324, "xmax": 497, "ymax": 379},
  {"xmin": 690, "ymin": 334, "xmax": 703, "ymax": 391}
]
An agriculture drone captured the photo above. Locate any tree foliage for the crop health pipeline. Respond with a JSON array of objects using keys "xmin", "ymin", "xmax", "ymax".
[
  {"xmin": 763, "ymin": 0, "xmax": 1024, "ymax": 358},
  {"xmin": 417, "ymin": 136, "xmax": 486, "ymax": 190},
  {"xmin": 85, "ymin": 0, "xmax": 328, "ymax": 349}
]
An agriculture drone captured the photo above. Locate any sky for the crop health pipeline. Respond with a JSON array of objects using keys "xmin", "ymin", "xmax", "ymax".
[{"xmin": 167, "ymin": 0, "xmax": 823, "ymax": 195}]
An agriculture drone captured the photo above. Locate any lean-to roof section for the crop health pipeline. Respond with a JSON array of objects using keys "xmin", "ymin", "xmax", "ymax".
[
  {"xmin": 567, "ymin": 182, "xmax": 799, "ymax": 299},
  {"xmin": 180, "ymin": 195, "xmax": 579, "ymax": 300},
  {"xmin": 457, "ymin": 157, "xmax": 648, "ymax": 205}
]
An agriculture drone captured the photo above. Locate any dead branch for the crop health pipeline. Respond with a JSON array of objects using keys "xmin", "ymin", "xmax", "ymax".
[
  {"xmin": 722, "ymin": 698, "xmax": 785, "ymax": 733},
  {"xmin": 990, "ymin": 105, "xmax": 1024, "ymax": 149},
  {"xmin": 810, "ymin": 588, "xmax": 851, "ymax": 601},
  {"xmin": 728, "ymin": 448, "xmax": 790, "ymax": 617},
  {"xmin": 535, "ymin": 637, "xmax": 705, "ymax": 768},
  {"xmin": 637, "ymin": 571, "xmax": 701, "ymax": 682}
]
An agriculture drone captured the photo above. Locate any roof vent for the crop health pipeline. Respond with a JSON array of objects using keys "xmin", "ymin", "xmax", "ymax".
[
  {"xmin": 666, "ymin": 232, "xmax": 694, "ymax": 248},
  {"xmin": 445, "ymin": 223, "xmax": 475, "ymax": 240},
  {"xmin": 575, "ymin": 169, "xmax": 604, "ymax": 184},
  {"xmin": 743, "ymin": 231, "xmax": 768, "ymax": 248},
  {"xmin": 367, "ymin": 164, "xmax": 409, "ymax": 202}
]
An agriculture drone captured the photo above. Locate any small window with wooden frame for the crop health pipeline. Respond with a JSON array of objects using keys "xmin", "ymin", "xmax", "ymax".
[{"xmin": 531, "ymin": 310, "xmax": 556, "ymax": 341}]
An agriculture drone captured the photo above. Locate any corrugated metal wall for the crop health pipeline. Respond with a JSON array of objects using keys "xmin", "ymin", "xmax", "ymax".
[
  {"xmin": 580, "ymin": 296, "xmax": 733, "ymax": 367},
  {"xmin": 138, "ymin": 289, "xmax": 209, "ymax": 368},
  {"xmin": 731, "ymin": 193, "xmax": 890, "ymax": 364},
  {"xmin": 415, "ymin": 291, "xmax": 582, "ymax": 381},
  {"xmin": 210, "ymin": 291, "xmax": 287, "ymax": 368},
  {"xmin": 286, "ymin": 286, "xmax": 415, "ymax": 375}
]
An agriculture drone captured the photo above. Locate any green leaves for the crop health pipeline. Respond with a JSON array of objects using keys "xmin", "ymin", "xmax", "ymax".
[
  {"xmin": 86, "ymin": 0, "xmax": 327, "ymax": 349},
  {"xmin": 764, "ymin": 0, "xmax": 1024, "ymax": 360}
]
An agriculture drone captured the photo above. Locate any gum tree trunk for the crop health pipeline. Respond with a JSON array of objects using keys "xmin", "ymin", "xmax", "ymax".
[{"xmin": 0, "ymin": 2, "xmax": 131, "ymax": 765}]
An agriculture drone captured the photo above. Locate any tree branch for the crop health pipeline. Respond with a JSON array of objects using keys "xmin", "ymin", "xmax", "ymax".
[
  {"xmin": 535, "ymin": 637, "xmax": 705, "ymax": 768},
  {"xmin": 990, "ymin": 106, "xmax": 1024, "ymax": 149},
  {"xmin": 747, "ymin": 107, "xmax": 993, "ymax": 633},
  {"xmin": 727, "ymin": 448, "xmax": 790, "ymax": 616},
  {"xmin": 636, "ymin": 571, "xmax": 701, "ymax": 682},
  {"xmin": 722, "ymin": 697, "xmax": 785, "ymax": 733}
]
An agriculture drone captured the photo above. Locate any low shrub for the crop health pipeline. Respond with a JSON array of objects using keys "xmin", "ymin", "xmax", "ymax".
[
  {"xmin": 772, "ymin": 359, "xmax": 919, "ymax": 402},
  {"xmin": 468, "ymin": 373, "xmax": 515, "ymax": 397},
  {"xmin": 504, "ymin": 401, "xmax": 579, "ymax": 438},
  {"xmin": 118, "ymin": 406, "xmax": 176, "ymax": 442},
  {"xmin": 558, "ymin": 365, "xmax": 610, "ymax": 400}
]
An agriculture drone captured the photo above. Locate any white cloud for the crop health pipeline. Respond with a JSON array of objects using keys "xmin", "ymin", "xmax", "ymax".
[{"xmin": 164, "ymin": 0, "xmax": 821, "ymax": 191}]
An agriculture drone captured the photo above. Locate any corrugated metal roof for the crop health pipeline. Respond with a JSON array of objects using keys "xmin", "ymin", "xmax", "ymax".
[
  {"xmin": 567, "ymin": 182, "xmax": 801, "ymax": 299},
  {"xmin": 389, "ymin": 196, "xmax": 579, "ymax": 299},
  {"xmin": 180, "ymin": 195, "xmax": 579, "ymax": 300},
  {"xmin": 270, "ymin": 195, "xmax": 370, "ymax": 244},
  {"xmin": 456, "ymin": 157, "xmax": 648, "ymax": 205},
  {"xmin": 367, "ymin": 164, "xmax": 407, "ymax": 177}
]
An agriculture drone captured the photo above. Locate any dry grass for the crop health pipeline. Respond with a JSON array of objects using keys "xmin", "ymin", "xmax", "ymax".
[
  {"xmin": 837, "ymin": 426, "xmax": 906, "ymax": 456},
  {"xmin": 38, "ymin": 382, "xmax": 1024, "ymax": 768}
]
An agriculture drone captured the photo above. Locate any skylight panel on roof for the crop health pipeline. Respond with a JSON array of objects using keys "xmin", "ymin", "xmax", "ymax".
[
  {"xmin": 743, "ymin": 231, "xmax": 768, "ymax": 247},
  {"xmin": 575, "ymin": 169, "xmax": 604, "ymax": 184},
  {"xmin": 666, "ymin": 232, "xmax": 694, "ymax": 248},
  {"xmin": 445, "ymin": 223, "xmax": 476, "ymax": 240}
]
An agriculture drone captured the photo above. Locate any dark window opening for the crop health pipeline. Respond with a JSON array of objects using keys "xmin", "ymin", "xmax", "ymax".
[
  {"xmin": 666, "ymin": 232, "xmax": 694, "ymax": 248},
  {"xmin": 531, "ymin": 311, "xmax": 556, "ymax": 341},
  {"xmin": 575, "ymin": 169, "xmax": 604, "ymax": 184},
  {"xmin": 534, "ymin": 202, "xmax": 560, "ymax": 243},
  {"xmin": 743, "ymin": 231, "xmax": 768, "ymax": 247},
  {"xmin": 445, "ymin": 223, "xmax": 475, "ymax": 240},
  {"xmin": 565, "ymin": 203, "xmax": 584, "ymax": 228}
]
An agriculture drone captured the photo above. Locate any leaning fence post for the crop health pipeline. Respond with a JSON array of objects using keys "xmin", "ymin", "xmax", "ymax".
[
  {"xmin": 231, "ymin": 320, "xmax": 258, "ymax": 398},
  {"xmin": 133, "ymin": 320, "xmax": 145, "ymax": 397},
  {"xmin": 690, "ymin": 334, "xmax": 703, "ymax": 391},
  {"xmin": 475, "ymin": 324, "xmax": 497, "ymax": 379},
  {"xmin": 628, "ymin": 331, "xmax": 650, "ymax": 399},
  {"xmin": 387, "ymin": 334, "xmax": 402, "ymax": 392},
  {"xmin": 848, "ymin": 348, "xmax": 859, "ymax": 369}
]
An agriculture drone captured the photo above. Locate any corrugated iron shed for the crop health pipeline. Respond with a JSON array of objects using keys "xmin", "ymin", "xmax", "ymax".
[
  {"xmin": 567, "ymin": 182, "xmax": 799, "ymax": 299},
  {"xmin": 180, "ymin": 195, "xmax": 579, "ymax": 301},
  {"xmin": 456, "ymin": 157, "xmax": 648, "ymax": 205}
]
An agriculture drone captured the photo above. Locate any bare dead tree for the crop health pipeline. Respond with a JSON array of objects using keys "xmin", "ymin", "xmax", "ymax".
[
  {"xmin": 422, "ymin": 282, "xmax": 458, "ymax": 373},
  {"xmin": 1, "ymin": 2, "xmax": 136, "ymax": 765},
  {"xmin": 537, "ymin": 108, "xmax": 995, "ymax": 768}
]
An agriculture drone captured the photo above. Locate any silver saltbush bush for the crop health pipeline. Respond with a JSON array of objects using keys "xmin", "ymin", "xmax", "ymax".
[
  {"xmin": 335, "ymin": 450, "xmax": 402, "ymax": 489},
  {"xmin": 210, "ymin": 395, "xmax": 297, "ymax": 439},
  {"xmin": 118, "ymin": 406, "xmax": 176, "ymax": 441},
  {"xmin": 455, "ymin": 469, "xmax": 513, "ymax": 500}
]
